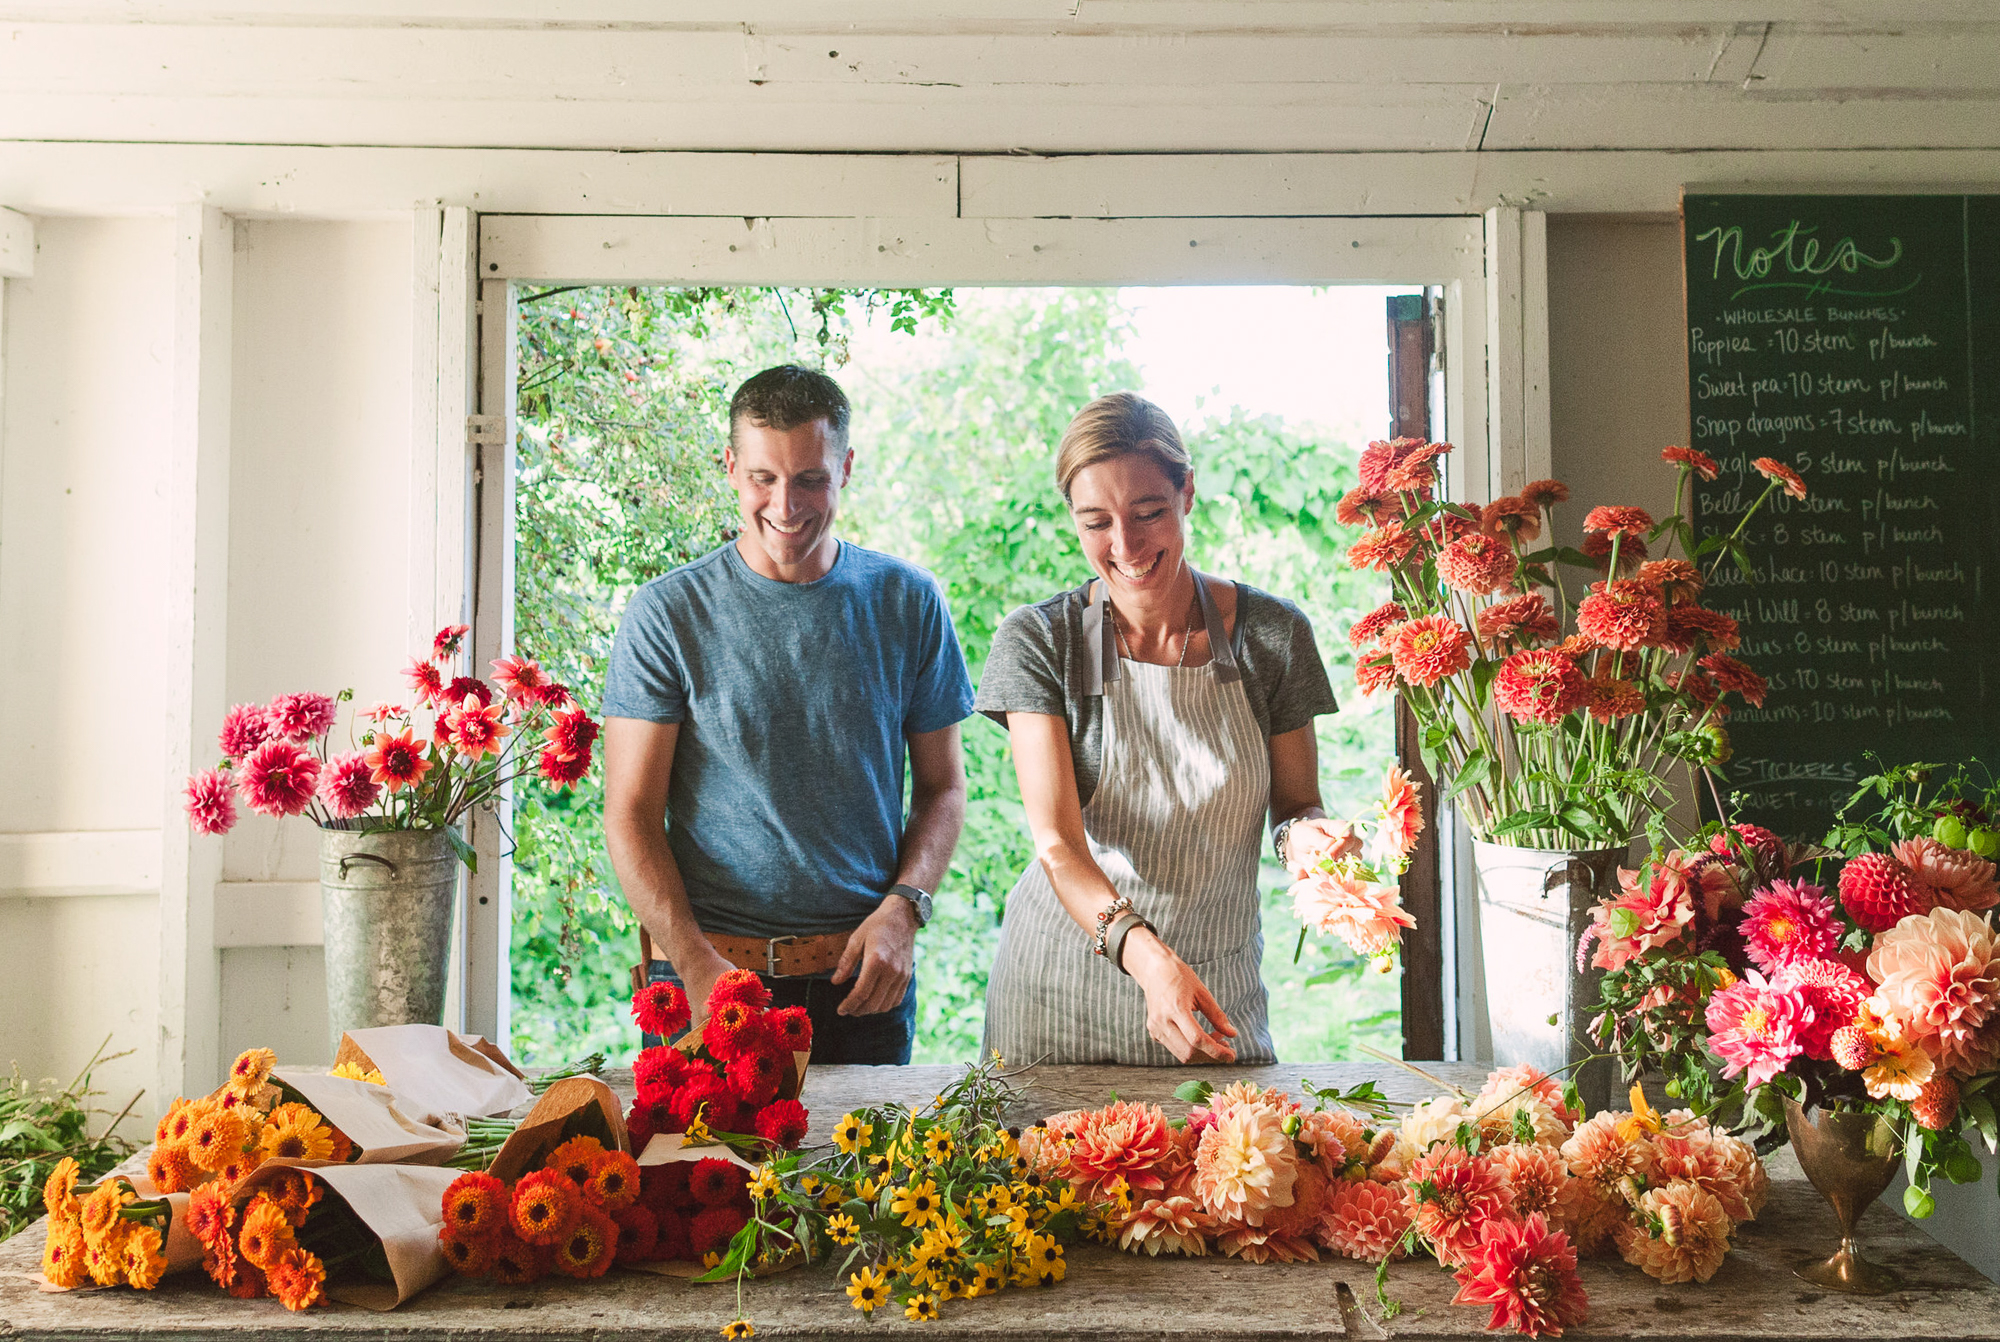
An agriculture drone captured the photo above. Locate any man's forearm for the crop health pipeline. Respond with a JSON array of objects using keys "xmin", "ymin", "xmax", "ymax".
[
  {"xmin": 605, "ymin": 818, "xmax": 712, "ymax": 969},
  {"xmin": 893, "ymin": 779, "xmax": 967, "ymax": 893}
]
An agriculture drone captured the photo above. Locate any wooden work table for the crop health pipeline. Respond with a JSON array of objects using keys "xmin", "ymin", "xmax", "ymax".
[{"xmin": 3, "ymin": 1062, "xmax": 1997, "ymax": 1341}]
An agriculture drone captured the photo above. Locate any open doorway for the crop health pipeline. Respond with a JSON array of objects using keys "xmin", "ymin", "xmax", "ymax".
[{"xmin": 501, "ymin": 283, "xmax": 1423, "ymax": 1066}]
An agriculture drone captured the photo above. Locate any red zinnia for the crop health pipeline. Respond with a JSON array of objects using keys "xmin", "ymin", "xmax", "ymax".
[
  {"xmin": 237, "ymin": 739, "xmax": 322, "ymax": 817},
  {"xmin": 446, "ymin": 700, "xmax": 510, "ymax": 759},
  {"xmin": 404, "ymin": 658, "xmax": 445, "ymax": 705},
  {"xmin": 1660, "ymin": 605, "xmax": 1740, "ymax": 655},
  {"xmin": 266, "ymin": 691, "xmax": 339, "ymax": 741},
  {"xmin": 217, "ymin": 703, "xmax": 274, "ymax": 759},
  {"xmin": 1389, "ymin": 615, "xmax": 1473, "ymax": 689},
  {"xmin": 1662, "ymin": 445, "xmax": 1720, "ymax": 480},
  {"xmin": 754, "ymin": 1098, "xmax": 810, "ymax": 1150},
  {"xmin": 1450, "ymin": 1213, "xmax": 1588, "ymax": 1338},
  {"xmin": 671, "ymin": 1073, "xmax": 729, "ymax": 1132},
  {"xmin": 1437, "ymin": 534, "xmax": 1518, "ymax": 596},
  {"xmin": 766, "ymin": 1005, "xmax": 812, "ymax": 1053},
  {"xmin": 1476, "ymin": 593, "xmax": 1560, "ymax": 651},
  {"xmin": 688, "ymin": 1205, "xmax": 748, "ymax": 1258},
  {"xmin": 725, "ymin": 1047, "xmax": 787, "ymax": 1107},
  {"xmin": 1493, "ymin": 650, "xmax": 1586, "ymax": 725},
  {"xmin": 1346, "ymin": 524, "xmax": 1417, "ymax": 572},
  {"xmin": 1575, "ymin": 580, "xmax": 1665, "ymax": 651},
  {"xmin": 611, "ymin": 1205, "xmax": 659, "ymax": 1266},
  {"xmin": 632, "ymin": 982, "xmax": 692, "ymax": 1039},
  {"xmin": 703, "ymin": 999, "xmax": 768, "ymax": 1061},
  {"xmin": 708, "ymin": 968, "xmax": 774, "ymax": 1014},
  {"xmin": 688, "ymin": 1158, "xmax": 745, "ymax": 1209},
  {"xmin": 632, "ymin": 1044, "xmax": 687, "ymax": 1093},
  {"xmin": 1753, "ymin": 456, "xmax": 1809, "ymax": 499},
  {"xmin": 317, "ymin": 751, "xmax": 381, "ymax": 820},
  {"xmin": 1582, "ymin": 505, "xmax": 1654, "ymax": 538},
  {"xmin": 1699, "ymin": 653, "xmax": 1769, "ymax": 707},
  {"xmin": 366, "ymin": 727, "xmax": 434, "ymax": 792},
  {"xmin": 185, "ymin": 768, "xmax": 239, "ymax": 836},
  {"xmin": 552, "ymin": 1205, "xmax": 618, "ymax": 1279},
  {"xmin": 1347, "ymin": 602, "xmax": 1408, "ymax": 650}
]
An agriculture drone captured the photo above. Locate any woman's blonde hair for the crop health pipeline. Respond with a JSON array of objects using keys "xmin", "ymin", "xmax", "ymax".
[{"xmin": 1054, "ymin": 392, "xmax": 1192, "ymax": 502}]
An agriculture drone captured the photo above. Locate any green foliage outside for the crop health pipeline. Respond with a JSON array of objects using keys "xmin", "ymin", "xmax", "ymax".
[
  {"xmin": 507, "ymin": 284, "xmax": 1400, "ymax": 1067},
  {"xmin": 0, "ymin": 1043, "xmax": 138, "ymax": 1243}
]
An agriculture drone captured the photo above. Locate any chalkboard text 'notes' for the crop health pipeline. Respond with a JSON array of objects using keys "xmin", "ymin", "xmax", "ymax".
[{"xmin": 1684, "ymin": 195, "xmax": 1996, "ymax": 842}]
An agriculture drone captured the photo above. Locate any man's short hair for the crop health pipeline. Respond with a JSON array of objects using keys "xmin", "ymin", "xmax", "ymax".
[{"xmin": 729, "ymin": 365, "xmax": 851, "ymax": 449}]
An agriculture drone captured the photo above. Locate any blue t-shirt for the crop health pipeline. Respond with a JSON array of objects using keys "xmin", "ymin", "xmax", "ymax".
[{"xmin": 602, "ymin": 540, "xmax": 975, "ymax": 940}]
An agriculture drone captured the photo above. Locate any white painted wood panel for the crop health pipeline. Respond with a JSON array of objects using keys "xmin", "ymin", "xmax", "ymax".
[
  {"xmin": 479, "ymin": 214, "xmax": 1483, "ymax": 286},
  {"xmin": 1482, "ymin": 84, "xmax": 2000, "ymax": 152},
  {"xmin": 213, "ymin": 880, "xmax": 320, "ymax": 948},
  {"xmin": 219, "ymin": 946, "xmax": 329, "ymax": 1066},
  {"xmin": 0, "ymin": 209, "xmax": 30, "ymax": 278},
  {"xmin": 0, "ymin": 832, "xmax": 161, "ymax": 896}
]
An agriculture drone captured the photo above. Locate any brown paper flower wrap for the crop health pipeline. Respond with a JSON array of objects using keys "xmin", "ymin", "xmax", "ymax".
[{"xmin": 335, "ymin": 1023, "xmax": 531, "ymax": 1120}]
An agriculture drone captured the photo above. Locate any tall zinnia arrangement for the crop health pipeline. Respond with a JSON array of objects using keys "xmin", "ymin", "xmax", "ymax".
[
  {"xmin": 1336, "ymin": 439, "xmax": 1802, "ymax": 849},
  {"xmin": 182, "ymin": 625, "xmax": 599, "ymax": 869}
]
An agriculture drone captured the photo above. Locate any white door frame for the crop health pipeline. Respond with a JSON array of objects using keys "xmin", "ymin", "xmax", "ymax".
[{"xmin": 464, "ymin": 208, "xmax": 1545, "ymax": 1060}]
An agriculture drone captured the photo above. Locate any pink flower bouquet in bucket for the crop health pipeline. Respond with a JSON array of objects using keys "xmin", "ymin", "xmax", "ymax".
[
  {"xmin": 1335, "ymin": 439, "xmax": 1804, "ymax": 849},
  {"xmin": 181, "ymin": 625, "xmax": 599, "ymax": 868}
]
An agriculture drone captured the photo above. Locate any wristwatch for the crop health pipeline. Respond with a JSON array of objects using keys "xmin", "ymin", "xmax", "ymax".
[{"xmin": 887, "ymin": 883, "xmax": 934, "ymax": 929}]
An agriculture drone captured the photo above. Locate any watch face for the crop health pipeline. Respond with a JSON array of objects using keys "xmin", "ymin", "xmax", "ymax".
[{"xmin": 914, "ymin": 892, "xmax": 934, "ymax": 927}]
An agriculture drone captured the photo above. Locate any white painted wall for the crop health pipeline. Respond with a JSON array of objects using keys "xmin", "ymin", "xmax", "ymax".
[{"xmin": 0, "ymin": 216, "xmax": 176, "ymax": 1125}]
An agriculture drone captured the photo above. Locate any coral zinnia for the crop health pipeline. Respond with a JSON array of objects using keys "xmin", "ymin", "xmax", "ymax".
[
  {"xmin": 1752, "ymin": 456, "xmax": 1808, "ymax": 499},
  {"xmin": 317, "ymin": 751, "xmax": 381, "ymax": 820},
  {"xmin": 1192, "ymin": 1100, "xmax": 1297, "ymax": 1226},
  {"xmin": 1477, "ymin": 592, "xmax": 1561, "ymax": 652},
  {"xmin": 1481, "ymin": 495, "xmax": 1542, "ymax": 542},
  {"xmin": 1357, "ymin": 437, "xmax": 1429, "ymax": 492},
  {"xmin": 1452, "ymin": 1213, "xmax": 1588, "ymax": 1337},
  {"xmin": 1867, "ymin": 907, "xmax": 2000, "ymax": 1076},
  {"xmin": 365, "ymin": 727, "xmax": 433, "ymax": 792},
  {"xmin": 1739, "ymin": 880, "xmax": 1842, "ymax": 973},
  {"xmin": 1583, "ymin": 505, "xmax": 1654, "ymax": 538},
  {"xmin": 1893, "ymin": 837, "xmax": 2000, "ymax": 913},
  {"xmin": 1347, "ymin": 523, "xmax": 1418, "ymax": 572},
  {"xmin": 632, "ymin": 981, "xmax": 692, "ymax": 1038},
  {"xmin": 217, "ymin": 703, "xmax": 274, "ymax": 759},
  {"xmin": 1575, "ymin": 580, "xmax": 1664, "ymax": 650},
  {"xmin": 1637, "ymin": 558, "xmax": 1703, "ymax": 597},
  {"xmin": 1704, "ymin": 972, "xmax": 1806, "ymax": 1085},
  {"xmin": 1661, "ymin": 604, "xmax": 1741, "ymax": 654},
  {"xmin": 1354, "ymin": 652, "xmax": 1397, "ymax": 697},
  {"xmin": 1347, "ymin": 601, "xmax": 1409, "ymax": 650},
  {"xmin": 1662, "ymin": 444, "xmax": 1721, "ymax": 480},
  {"xmin": 1379, "ymin": 763, "xmax": 1425, "ymax": 860},
  {"xmin": 1520, "ymin": 478, "xmax": 1570, "ymax": 508},
  {"xmin": 585, "ymin": 1151, "xmax": 641, "ymax": 1211},
  {"xmin": 1064, "ymin": 1100, "xmax": 1175, "ymax": 1201},
  {"xmin": 266, "ymin": 691, "xmax": 338, "ymax": 741},
  {"xmin": 1390, "ymin": 615, "xmax": 1473, "ymax": 688},
  {"xmin": 1581, "ymin": 676, "xmax": 1644, "ymax": 723},
  {"xmin": 1839, "ymin": 852, "xmax": 1933, "ymax": 933},
  {"xmin": 184, "ymin": 768, "xmax": 239, "ymax": 836},
  {"xmin": 1438, "ymin": 534, "xmax": 1519, "ymax": 595},
  {"xmin": 1493, "ymin": 649, "xmax": 1586, "ymax": 725},
  {"xmin": 237, "ymin": 739, "xmax": 322, "ymax": 818},
  {"xmin": 1409, "ymin": 1144, "xmax": 1513, "ymax": 1268},
  {"xmin": 1616, "ymin": 1180, "xmax": 1731, "ymax": 1284},
  {"xmin": 1698, "ymin": 653, "xmax": 1768, "ymax": 707},
  {"xmin": 1335, "ymin": 486, "xmax": 1391, "ymax": 527}
]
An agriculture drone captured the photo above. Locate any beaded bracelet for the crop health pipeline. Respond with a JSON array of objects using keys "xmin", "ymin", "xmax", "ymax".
[{"xmin": 1091, "ymin": 895, "xmax": 1136, "ymax": 957}]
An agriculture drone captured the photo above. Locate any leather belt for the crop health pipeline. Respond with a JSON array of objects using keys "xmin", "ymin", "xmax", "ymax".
[{"xmin": 633, "ymin": 927, "xmax": 853, "ymax": 988}]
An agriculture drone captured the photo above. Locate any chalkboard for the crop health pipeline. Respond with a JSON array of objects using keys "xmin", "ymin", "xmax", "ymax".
[{"xmin": 1684, "ymin": 194, "xmax": 2000, "ymax": 842}]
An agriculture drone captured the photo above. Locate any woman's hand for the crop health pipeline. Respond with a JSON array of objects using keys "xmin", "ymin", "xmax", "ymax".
[
  {"xmin": 1283, "ymin": 816, "xmax": 1360, "ymax": 878},
  {"xmin": 1120, "ymin": 930, "xmax": 1238, "ymax": 1064}
]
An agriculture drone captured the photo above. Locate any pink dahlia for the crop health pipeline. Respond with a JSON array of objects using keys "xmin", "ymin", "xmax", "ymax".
[
  {"xmin": 1476, "ymin": 593, "xmax": 1561, "ymax": 652},
  {"xmin": 445, "ymin": 701, "xmax": 510, "ymax": 759},
  {"xmin": 1296, "ymin": 1108, "xmax": 1369, "ymax": 1168},
  {"xmin": 1839, "ymin": 853, "xmax": 1934, "ymax": 933},
  {"xmin": 1390, "ymin": 615, "xmax": 1473, "ymax": 689},
  {"xmin": 432, "ymin": 623, "xmax": 471, "ymax": 658},
  {"xmin": 1616, "ymin": 1181, "xmax": 1732, "ymax": 1284},
  {"xmin": 217, "ymin": 703, "xmax": 274, "ymax": 760},
  {"xmin": 1493, "ymin": 650, "xmax": 1586, "ymax": 725},
  {"xmin": 1355, "ymin": 652, "xmax": 1397, "ymax": 698},
  {"xmin": 1586, "ymin": 866, "xmax": 1694, "ymax": 972},
  {"xmin": 1711, "ymin": 822, "xmax": 1789, "ymax": 878},
  {"xmin": 1292, "ymin": 869, "xmax": 1414, "ymax": 957},
  {"xmin": 1319, "ymin": 1179, "xmax": 1413, "ymax": 1261},
  {"xmin": 490, "ymin": 655, "xmax": 552, "ymax": 702},
  {"xmin": 1703, "ymin": 972, "xmax": 1807, "ymax": 1086},
  {"xmin": 1218, "ymin": 1225, "xmax": 1320, "ymax": 1264},
  {"xmin": 1438, "ymin": 534, "xmax": 1519, "ymax": 596},
  {"xmin": 1582, "ymin": 677, "xmax": 1644, "ymax": 724},
  {"xmin": 1698, "ymin": 654, "xmax": 1768, "ymax": 708},
  {"xmin": 1409, "ymin": 1145, "xmax": 1513, "ymax": 1268},
  {"xmin": 1347, "ymin": 524, "xmax": 1417, "ymax": 572},
  {"xmin": 184, "ymin": 769, "xmax": 239, "ymax": 836},
  {"xmin": 1866, "ymin": 907, "xmax": 2000, "ymax": 1076},
  {"xmin": 1739, "ymin": 880, "xmax": 1842, "ymax": 974},
  {"xmin": 265, "ymin": 692, "xmax": 338, "ymax": 742},
  {"xmin": 358, "ymin": 701, "xmax": 406, "ymax": 724},
  {"xmin": 1064, "ymin": 1100, "xmax": 1175, "ymax": 1202},
  {"xmin": 1478, "ymin": 1065, "xmax": 1580, "ymax": 1126},
  {"xmin": 1118, "ymin": 1196, "xmax": 1212, "ymax": 1257},
  {"xmin": 1660, "ymin": 605, "xmax": 1741, "ymax": 655},
  {"xmin": 1347, "ymin": 602, "xmax": 1408, "ymax": 651},
  {"xmin": 317, "ymin": 752, "xmax": 381, "ymax": 820},
  {"xmin": 366, "ymin": 727, "xmax": 434, "ymax": 792},
  {"xmin": 236, "ymin": 739, "xmax": 321, "ymax": 818},
  {"xmin": 1575, "ymin": 580, "xmax": 1664, "ymax": 651},
  {"xmin": 438, "ymin": 676, "xmax": 494, "ymax": 708},
  {"xmin": 1893, "ymin": 837, "xmax": 2000, "ymax": 913},
  {"xmin": 404, "ymin": 658, "xmax": 445, "ymax": 705},
  {"xmin": 1777, "ymin": 958, "xmax": 1870, "ymax": 1060},
  {"xmin": 1283, "ymin": 818, "xmax": 1362, "ymax": 878},
  {"xmin": 1191, "ymin": 1100, "xmax": 1298, "ymax": 1227},
  {"xmin": 1451, "ymin": 1214, "xmax": 1588, "ymax": 1338}
]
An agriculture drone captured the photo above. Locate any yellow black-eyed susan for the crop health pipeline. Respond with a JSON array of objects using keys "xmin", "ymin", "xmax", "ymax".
[
  {"xmin": 906, "ymin": 1293, "xmax": 939, "ymax": 1321},
  {"xmin": 847, "ymin": 1266, "xmax": 888, "ymax": 1313},
  {"xmin": 833, "ymin": 1113, "xmax": 873, "ymax": 1154},
  {"xmin": 720, "ymin": 1319, "xmax": 755, "ymax": 1339}
]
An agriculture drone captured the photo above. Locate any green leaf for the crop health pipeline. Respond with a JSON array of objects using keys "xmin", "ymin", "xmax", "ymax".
[
  {"xmin": 1173, "ymin": 1080, "xmax": 1214, "ymax": 1106},
  {"xmin": 1903, "ymin": 1184, "xmax": 1936, "ymax": 1218},
  {"xmin": 1444, "ymin": 749, "xmax": 1491, "ymax": 802},
  {"xmin": 443, "ymin": 826, "xmax": 478, "ymax": 874},
  {"xmin": 1963, "ymin": 1093, "xmax": 1998, "ymax": 1153},
  {"xmin": 1944, "ymin": 1146, "xmax": 1984, "ymax": 1185}
]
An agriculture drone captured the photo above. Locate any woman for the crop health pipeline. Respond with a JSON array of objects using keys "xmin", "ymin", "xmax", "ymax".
[{"xmin": 978, "ymin": 392, "xmax": 1345, "ymax": 1066}]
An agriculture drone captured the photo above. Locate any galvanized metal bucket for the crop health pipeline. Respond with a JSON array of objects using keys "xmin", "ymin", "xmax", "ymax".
[
  {"xmin": 1472, "ymin": 839, "xmax": 1631, "ymax": 1116},
  {"xmin": 319, "ymin": 826, "xmax": 459, "ymax": 1049}
]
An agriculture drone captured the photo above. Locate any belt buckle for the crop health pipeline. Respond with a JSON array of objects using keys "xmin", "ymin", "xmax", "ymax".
[{"xmin": 764, "ymin": 935, "xmax": 800, "ymax": 977}]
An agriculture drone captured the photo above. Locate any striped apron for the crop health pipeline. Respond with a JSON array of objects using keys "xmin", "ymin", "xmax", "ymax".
[{"xmin": 984, "ymin": 574, "xmax": 1276, "ymax": 1066}]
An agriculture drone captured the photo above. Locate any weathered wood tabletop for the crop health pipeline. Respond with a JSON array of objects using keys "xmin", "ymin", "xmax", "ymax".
[{"xmin": 4, "ymin": 1062, "xmax": 1996, "ymax": 1341}]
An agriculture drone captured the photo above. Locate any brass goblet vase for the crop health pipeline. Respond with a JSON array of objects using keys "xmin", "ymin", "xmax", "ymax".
[{"xmin": 1783, "ymin": 1097, "xmax": 1905, "ymax": 1294}]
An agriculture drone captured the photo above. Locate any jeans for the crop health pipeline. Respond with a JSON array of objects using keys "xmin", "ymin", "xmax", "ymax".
[{"xmin": 643, "ymin": 961, "xmax": 917, "ymax": 1065}]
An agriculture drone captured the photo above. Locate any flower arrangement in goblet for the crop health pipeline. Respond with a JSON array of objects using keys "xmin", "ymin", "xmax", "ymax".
[
  {"xmin": 1335, "ymin": 439, "xmax": 1807, "ymax": 849},
  {"xmin": 181, "ymin": 624, "xmax": 599, "ymax": 865}
]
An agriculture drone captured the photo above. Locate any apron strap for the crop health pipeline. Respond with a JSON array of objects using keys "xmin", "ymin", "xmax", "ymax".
[{"xmin": 1085, "ymin": 572, "xmax": 1242, "ymax": 690}]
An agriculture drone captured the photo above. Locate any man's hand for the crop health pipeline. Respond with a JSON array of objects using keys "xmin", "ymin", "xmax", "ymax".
[
  {"xmin": 831, "ymin": 894, "xmax": 919, "ymax": 1017},
  {"xmin": 676, "ymin": 944, "xmax": 739, "ymax": 1026}
]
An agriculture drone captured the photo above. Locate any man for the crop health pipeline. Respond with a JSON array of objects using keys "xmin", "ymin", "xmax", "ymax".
[{"xmin": 602, "ymin": 364, "xmax": 973, "ymax": 1064}]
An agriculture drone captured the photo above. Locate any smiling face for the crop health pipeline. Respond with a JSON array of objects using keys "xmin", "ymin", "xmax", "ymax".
[
  {"xmin": 725, "ymin": 417, "xmax": 853, "ymax": 582},
  {"xmin": 1066, "ymin": 452, "xmax": 1195, "ymax": 604}
]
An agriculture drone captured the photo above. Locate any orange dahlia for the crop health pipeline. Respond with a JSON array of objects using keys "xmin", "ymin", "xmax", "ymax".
[
  {"xmin": 1390, "ymin": 615, "xmax": 1472, "ymax": 688},
  {"xmin": 1893, "ymin": 837, "xmax": 2000, "ymax": 914},
  {"xmin": 1191, "ymin": 1100, "xmax": 1298, "ymax": 1226},
  {"xmin": 1452, "ymin": 1213, "xmax": 1588, "ymax": 1337},
  {"xmin": 1320, "ymin": 1178, "xmax": 1413, "ymax": 1261},
  {"xmin": 1866, "ymin": 907, "xmax": 2000, "ymax": 1075},
  {"xmin": 1409, "ymin": 1145, "xmax": 1513, "ymax": 1268},
  {"xmin": 1063, "ymin": 1100, "xmax": 1175, "ymax": 1202},
  {"xmin": 1491, "ymin": 1142, "xmax": 1571, "ymax": 1220},
  {"xmin": 1616, "ymin": 1180, "xmax": 1732, "ymax": 1284},
  {"xmin": 1117, "ymin": 1195, "xmax": 1212, "ymax": 1256}
]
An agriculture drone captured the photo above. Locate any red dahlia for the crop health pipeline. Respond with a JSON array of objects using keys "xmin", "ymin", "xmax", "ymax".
[
  {"xmin": 1838, "ymin": 853, "xmax": 1933, "ymax": 933},
  {"xmin": 538, "ymin": 747, "xmax": 592, "ymax": 789},
  {"xmin": 237, "ymin": 739, "xmax": 322, "ymax": 818}
]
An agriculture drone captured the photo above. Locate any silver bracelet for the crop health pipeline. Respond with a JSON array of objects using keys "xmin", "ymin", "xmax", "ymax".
[
  {"xmin": 1273, "ymin": 816, "xmax": 1299, "ymax": 867},
  {"xmin": 1091, "ymin": 895, "xmax": 1135, "ymax": 957}
]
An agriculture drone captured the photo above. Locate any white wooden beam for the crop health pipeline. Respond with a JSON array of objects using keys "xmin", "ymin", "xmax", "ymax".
[
  {"xmin": 158, "ymin": 201, "xmax": 231, "ymax": 1107},
  {"xmin": 407, "ymin": 208, "xmax": 441, "ymax": 658},
  {"xmin": 0, "ymin": 208, "xmax": 32, "ymax": 278},
  {"xmin": 0, "ymin": 831, "xmax": 161, "ymax": 897},
  {"xmin": 478, "ymin": 214, "xmax": 1483, "ymax": 286},
  {"xmin": 1481, "ymin": 206, "xmax": 1550, "ymax": 501}
]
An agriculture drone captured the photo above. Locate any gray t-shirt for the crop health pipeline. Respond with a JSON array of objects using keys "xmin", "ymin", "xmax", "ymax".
[
  {"xmin": 973, "ymin": 580, "xmax": 1339, "ymax": 807},
  {"xmin": 602, "ymin": 540, "xmax": 975, "ymax": 939}
]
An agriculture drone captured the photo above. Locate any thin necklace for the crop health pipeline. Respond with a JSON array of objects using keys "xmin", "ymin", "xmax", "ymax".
[{"xmin": 1110, "ymin": 579, "xmax": 1200, "ymax": 668}]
